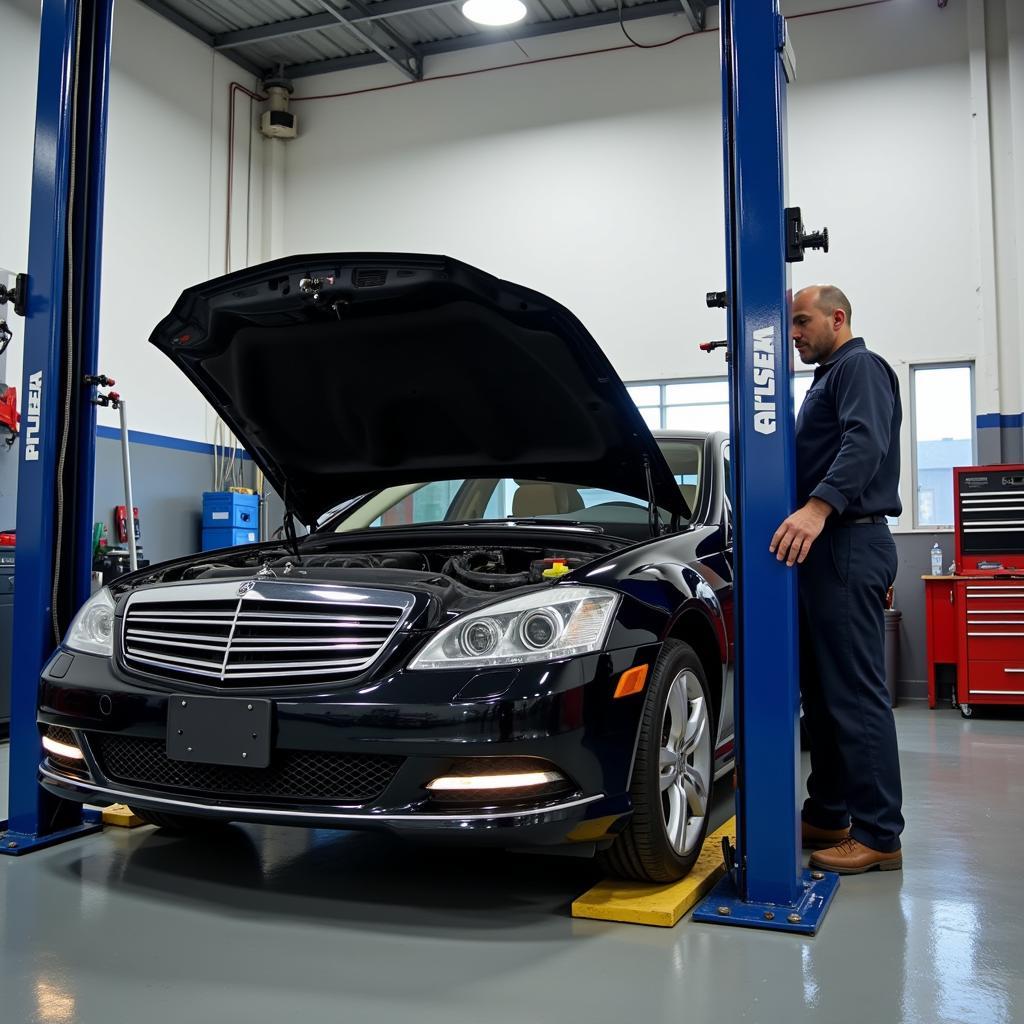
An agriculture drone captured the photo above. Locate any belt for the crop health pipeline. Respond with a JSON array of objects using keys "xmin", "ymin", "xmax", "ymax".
[{"xmin": 836, "ymin": 514, "xmax": 887, "ymax": 525}]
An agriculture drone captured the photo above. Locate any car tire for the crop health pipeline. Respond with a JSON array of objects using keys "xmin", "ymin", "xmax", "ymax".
[
  {"xmin": 133, "ymin": 808, "xmax": 232, "ymax": 833},
  {"xmin": 599, "ymin": 639, "xmax": 715, "ymax": 883}
]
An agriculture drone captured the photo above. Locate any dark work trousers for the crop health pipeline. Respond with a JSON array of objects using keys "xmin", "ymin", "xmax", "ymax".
[{"xmin": 798, "ymin": 522, "xmax": 904, "ymax": 852}]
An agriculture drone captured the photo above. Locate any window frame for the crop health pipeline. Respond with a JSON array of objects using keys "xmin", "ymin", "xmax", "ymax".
[
  {"xmin": 626, "ymin": 372, "xmax": 815, "ymax": 432},
  {"xmin": 626, "ymin": 375, "xmax": 728, "ymax": 431},
  {"xmin": 628, "ymin": 362, "xmax": 979, "ymax": 536},
  {"xmin": 909, "ymin": 360, "xmax": 977, "ymax": 531}
]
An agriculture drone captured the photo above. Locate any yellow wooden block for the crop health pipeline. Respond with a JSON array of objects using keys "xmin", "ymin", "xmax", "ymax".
[
  {"xmin": 101, "ymin": 803, "xmax": 147, "ymax": 828},
  {"xmin": 571, "ymin": 817, "xmax": 736, "ymax": 927}
]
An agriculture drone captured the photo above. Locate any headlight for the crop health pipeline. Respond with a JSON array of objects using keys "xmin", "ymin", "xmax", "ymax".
[
  {"xmin": 65, "ymin": 587, "xmax": 116, "ymax": 657},
  {"xmin": 409, "ymin": 585, "xmax": 619, "ymax": 670}
]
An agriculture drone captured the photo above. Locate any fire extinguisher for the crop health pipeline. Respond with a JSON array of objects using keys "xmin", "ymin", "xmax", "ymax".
[{"xmin": 114, "ymin": 505, "xmax": 140, "ymax": 545}]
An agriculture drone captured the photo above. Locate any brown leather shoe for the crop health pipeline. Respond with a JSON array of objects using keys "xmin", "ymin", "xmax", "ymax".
[
  {"xmin": 801, "ymin": 821, "xmax": 851, "ymax": 850},
  {"xmin": 809, "ymin": 838, "xmax": 902, "ymax": 875}
]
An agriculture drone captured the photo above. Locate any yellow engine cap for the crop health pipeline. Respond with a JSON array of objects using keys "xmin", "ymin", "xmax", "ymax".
[{"xmin": 542, "ymin": 561, "xmax": 571, "ymax": 579}]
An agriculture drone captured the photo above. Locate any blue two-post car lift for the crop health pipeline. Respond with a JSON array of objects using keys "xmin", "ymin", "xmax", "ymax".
[
  {"xmin": 0, "ymin": 0, "xmax": 113, "ymax": 853},
  {"xmin": 691, "ymin": 0, "xmax": 838, "ymax": 934},
  {"xmin": 0, "ymin": 0, "xmax": 839, "ymax": 935}
]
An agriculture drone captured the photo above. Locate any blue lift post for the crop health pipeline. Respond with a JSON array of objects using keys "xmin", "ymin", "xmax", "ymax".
[
  {"xmin": 0, "ymin": 0, "xmax": 115, "ymax": 855},
  {"xmin": 692, "ymin": 0, "xmax": 839, "ymax": 933}
]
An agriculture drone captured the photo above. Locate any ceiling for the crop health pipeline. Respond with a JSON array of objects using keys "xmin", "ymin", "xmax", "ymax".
[{"xmin": 138, "ymin": 0, "xmax": 713, "ymax": 82}]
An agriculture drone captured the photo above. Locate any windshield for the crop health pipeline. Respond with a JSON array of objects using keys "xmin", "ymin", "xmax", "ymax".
[{"xmin": 327, "ymin": 439, "xmax": 703, "ymax": 534}]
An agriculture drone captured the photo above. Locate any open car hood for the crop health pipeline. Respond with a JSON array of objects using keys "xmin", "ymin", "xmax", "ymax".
[{"xmin": 150, "ymin": 253, "xmax": 687, "ymax": 526}]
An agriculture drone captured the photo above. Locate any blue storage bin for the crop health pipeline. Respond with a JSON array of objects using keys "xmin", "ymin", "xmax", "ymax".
[
  {"xmin": 202, "ymin": 491, "xmax": 259, "ymax": 530},
  {"xmin": 202, "ymin": 526, "xmax": 258, "ymax": 550}
]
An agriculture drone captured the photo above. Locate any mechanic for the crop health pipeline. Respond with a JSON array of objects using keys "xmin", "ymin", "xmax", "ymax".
[{"xmin": 769, "ymin": 284, "xmax": 904, "ymax": 875}]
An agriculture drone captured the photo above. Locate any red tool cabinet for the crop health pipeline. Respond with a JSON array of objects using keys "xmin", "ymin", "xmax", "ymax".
[
  {"xmin": 956, "ymin": 578, "xmax": 1024, "ymax": 716},
  {"xmin": 954, "ymin": 463, "xmax": 1024, "ymax": 576},
  {"xmin": 923, "ymin": 465, "xmax": 1024, "ymax": 717},
  {"xmin": 924, "ymin": 575, "xmax": 1024, "ymax": 716}
]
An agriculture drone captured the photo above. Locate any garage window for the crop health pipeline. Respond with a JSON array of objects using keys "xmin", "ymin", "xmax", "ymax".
[
  {"xmin": 627, "ymin": 374, "xmax": 814, "ymax": 431},
  {"xmin": 911, "ymin": 363, "xmax": 976, "ymax": 528}
]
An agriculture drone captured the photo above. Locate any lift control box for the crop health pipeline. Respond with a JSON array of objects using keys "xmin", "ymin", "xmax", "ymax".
[{"xmin": 954, "ymin": 464, "xmax": 1024, "ymax": 575}]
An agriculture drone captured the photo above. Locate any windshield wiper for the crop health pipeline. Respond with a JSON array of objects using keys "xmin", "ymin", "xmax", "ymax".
[
  {"xmin": 421, "ymin": 518, "xmax": 604, "ymax": 534},
  {"xmin": 504, "ymin": 518, "xmax": 604, "ymax": 533}
]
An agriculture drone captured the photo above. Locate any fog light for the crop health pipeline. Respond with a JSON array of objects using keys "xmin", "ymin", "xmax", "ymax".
[
  {"xmin": 43, "ymin": 734, "xmax": 84, "ymax": 760},
  {"xmin": 427, "ymin": 770, "xmax": 563, "ymax": 791}
]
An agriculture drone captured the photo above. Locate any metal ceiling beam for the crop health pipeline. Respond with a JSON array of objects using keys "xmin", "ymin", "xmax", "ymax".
[
  {"xmin": 284, "ymin": 0, "xmax": 691, "ymax": 80},
  {"xmin": 314, "ymin": 0, "xmax": 424, "ymax": 80},
  {"xmin": 213, "ymin": 0, "xmax": 458, "ymax": 50},
  {"xmin": 213, "ymin": 0, "xmax": 716, "ymax": 53},
  {"xmin": 419, "ymin": 1, "xmax": 694, "ymax": 54},
  {"xmin": 677, "ymin": 0, "xmax": 706, "ymax": 32},
  {"xmin": 215, "ymin": 11, "xmax": 339, "ymax": 48},
  {"xmin": 134, "ymin": 0, "xmax": 269, "ymax": 78},
  {"xmin": 142, "ymin": 0, "xmax": 717, "ymax": 80}
]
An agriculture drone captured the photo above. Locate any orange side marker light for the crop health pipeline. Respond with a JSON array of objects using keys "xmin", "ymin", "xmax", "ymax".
[{"xmin": 614, "ymin": 664, "xmax": 649, "ymax": 699}]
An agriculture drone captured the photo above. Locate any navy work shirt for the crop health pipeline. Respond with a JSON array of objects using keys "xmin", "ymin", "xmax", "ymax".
[{"xmin": 795, "ymin": 338, "xmax": 902, "ymax": 519}]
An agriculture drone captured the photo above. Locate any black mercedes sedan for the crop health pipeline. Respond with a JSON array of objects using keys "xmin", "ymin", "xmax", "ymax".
[{"xmin": 37, "ymin": 254, "xmax": 734, "ymax": 882}]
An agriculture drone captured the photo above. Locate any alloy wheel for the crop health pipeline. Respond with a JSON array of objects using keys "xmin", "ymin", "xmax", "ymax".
[{"xmin": 658, "ymin": 668, "xmax": 711, "ymax": 855}]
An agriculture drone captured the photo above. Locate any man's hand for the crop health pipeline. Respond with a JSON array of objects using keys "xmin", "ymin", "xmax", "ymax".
[{"xmin": 770, "ymin": 498, "xmax": 833, "ymax": 567}]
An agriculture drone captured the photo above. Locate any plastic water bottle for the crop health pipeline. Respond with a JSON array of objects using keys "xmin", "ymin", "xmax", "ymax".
[{"xmin": 931, "ymin": 542, "xmax": 943, "ymax": 576}]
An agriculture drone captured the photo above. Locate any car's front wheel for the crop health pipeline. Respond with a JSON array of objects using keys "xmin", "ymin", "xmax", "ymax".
[{"xmin": 599, "ymin": 639, "xmax": 715, "ymax": 882}]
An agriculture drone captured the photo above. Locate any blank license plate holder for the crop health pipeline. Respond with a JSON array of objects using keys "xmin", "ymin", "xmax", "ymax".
[{"xmin": 166, "ymin": 695, "xmax": 272, "ymax": 768}]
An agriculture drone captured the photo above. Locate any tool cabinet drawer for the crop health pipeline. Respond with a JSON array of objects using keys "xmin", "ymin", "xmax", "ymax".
[
  {"xmin": 967, "ymin": 631, "xmax": 1024, "ymax": 661},
  {"xmin": 963, "ymin": 584, "xmax": 1024, "ymax": 613},
  {"xmin": 966, "ymin": 661, "xmax": 1024, "ymax": 697}
]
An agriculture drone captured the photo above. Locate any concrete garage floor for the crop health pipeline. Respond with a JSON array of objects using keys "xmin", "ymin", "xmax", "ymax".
[{"xmin": 1, "ymin": 706, "xmax": 1021, "ymax": 1024}]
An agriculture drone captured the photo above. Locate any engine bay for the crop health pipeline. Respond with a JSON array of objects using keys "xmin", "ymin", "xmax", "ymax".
[
  {"xmin": 112, "ymin": 532, "xmax": 620, "ymax": 599},
  {"xmin": 182, "ymin": 546, "xmax": 592, "ymax": 590}
]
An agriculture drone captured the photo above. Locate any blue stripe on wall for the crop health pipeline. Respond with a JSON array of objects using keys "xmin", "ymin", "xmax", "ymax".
[
  {"xmin": 96, "ymin": 425, "xmax": 252, "ymax": 460},
  {"xmin": 977, "ymin": 413, "xmax": 1024, "ymax": 429}
]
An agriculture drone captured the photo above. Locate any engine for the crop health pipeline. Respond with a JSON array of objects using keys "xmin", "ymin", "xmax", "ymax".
[{"xmin": 125, "ymin": 543, "xmax": 598, "ymax": 595}]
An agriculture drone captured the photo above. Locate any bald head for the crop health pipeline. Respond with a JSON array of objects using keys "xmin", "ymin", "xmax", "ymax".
[
  {"xmin": 791, "ymin": 285, "xmax": 855, "ymax": 365},
  {"xmin": 797, "ymin": 285, "xmax": 852, "ymax": 327}
]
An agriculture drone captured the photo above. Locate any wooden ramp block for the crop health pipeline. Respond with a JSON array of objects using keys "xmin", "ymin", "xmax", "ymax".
[
  {"xmin": 572, "ymin": 817, "xmax": 736, "ymax": 927},
  {"xmin": 101, "ymin": 803, "xmax": 147, "ymax": 828}
]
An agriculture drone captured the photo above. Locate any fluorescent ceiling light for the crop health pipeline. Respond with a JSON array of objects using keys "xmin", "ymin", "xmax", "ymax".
[{"xmin": 461, "ymin": 0, "xmax": 527, "ymax": 27}]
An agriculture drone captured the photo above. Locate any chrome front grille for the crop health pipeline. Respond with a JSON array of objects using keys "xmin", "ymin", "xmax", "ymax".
[{"xmin": 121, "ymin": 580, "xmax": 416, "ymax": 687}]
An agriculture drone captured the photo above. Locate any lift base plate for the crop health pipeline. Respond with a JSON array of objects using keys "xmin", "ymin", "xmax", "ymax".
[
  {"xmin": 692, "ymin": 867, "xmax": 839, "ymax": 935},
  {"xmin": 0, "ymin": 810, "xmax": 103, "ymax": 856}
]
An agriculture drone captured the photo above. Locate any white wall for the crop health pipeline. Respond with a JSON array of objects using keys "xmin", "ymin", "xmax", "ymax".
[
  {"xmin": 283, "ymin": 18, "xmax": 724, "ymax": 384},
  {"xmin": 1, "ymin": 0, "xmax": 261, "ymax": 445},
  {"xmin": 5, "ymin": 0, "xmax": 1018, "ymax": 462},
  {"xmin": 280, "ymin": 0, "xmax": 977, "ymax": 395}
]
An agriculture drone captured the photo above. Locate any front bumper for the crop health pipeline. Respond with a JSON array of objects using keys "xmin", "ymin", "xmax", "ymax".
[
  {"xmin": 38, "ymin": 642, "xmax": 658, "ymax": 845},
  {"xmin": 38, "ymin": 764, "xmax": 625, "ymax": 843}
]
